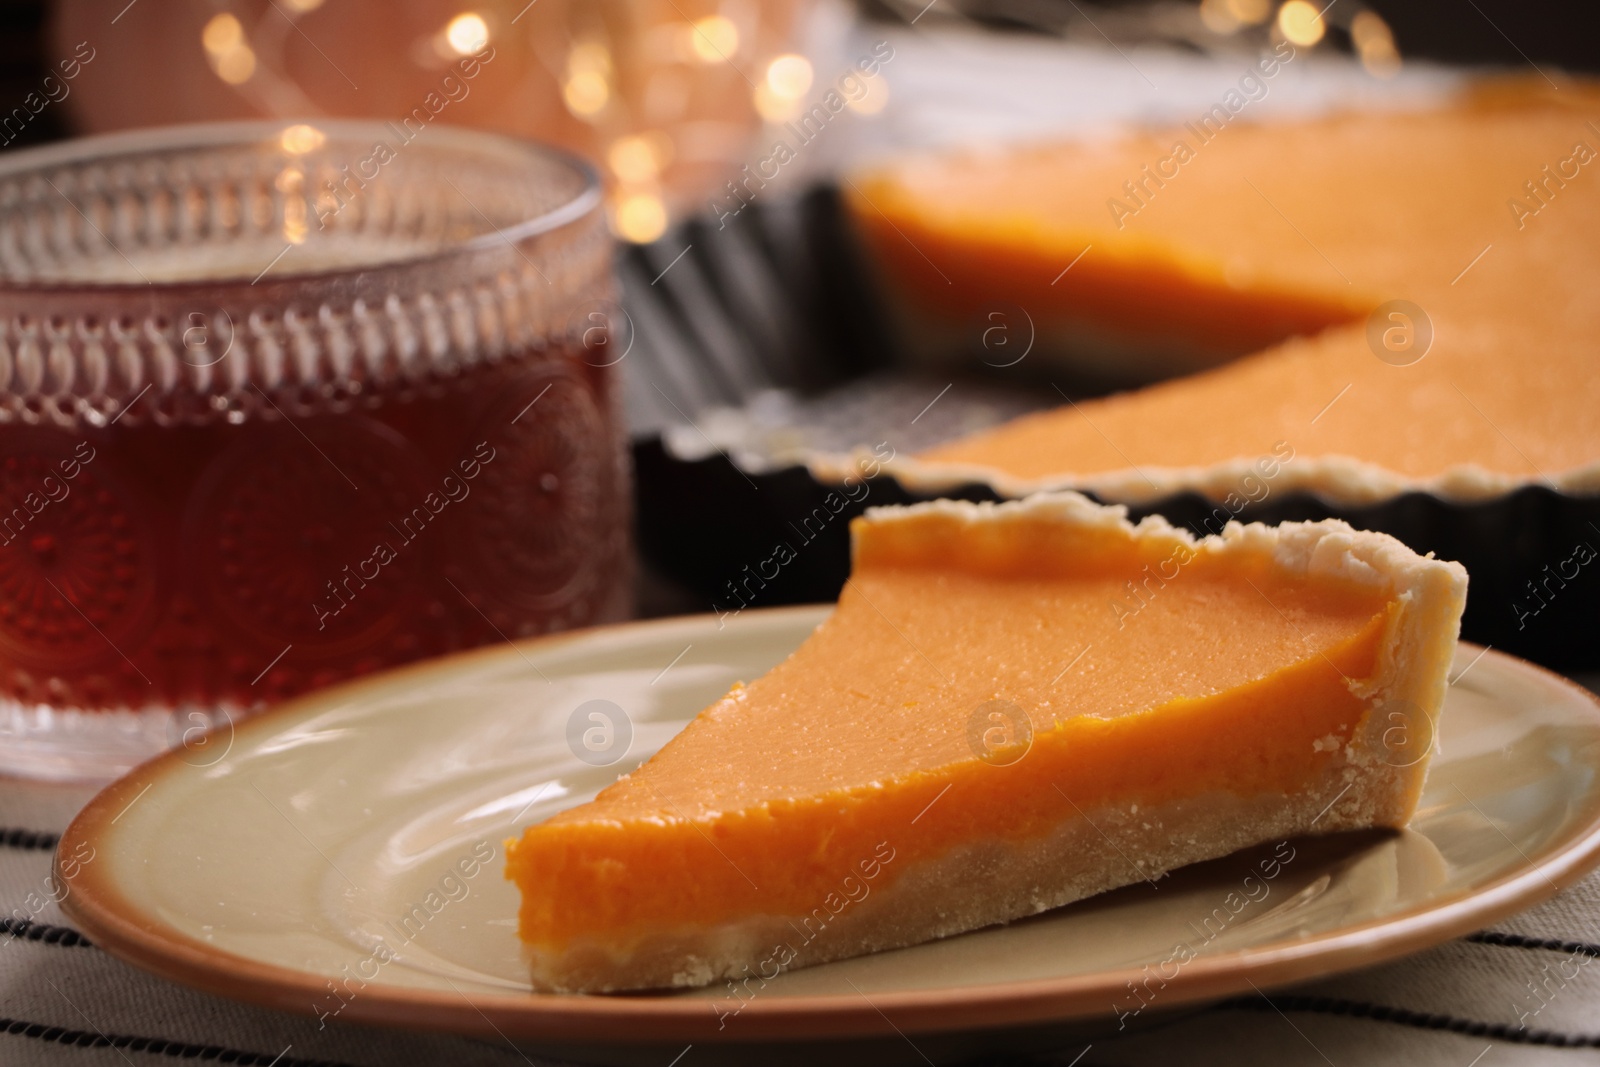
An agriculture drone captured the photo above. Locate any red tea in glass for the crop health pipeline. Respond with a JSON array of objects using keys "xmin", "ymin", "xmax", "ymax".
[{"xmin": 0, "ymin": 121, "xmax": 631, "ymax": 778}]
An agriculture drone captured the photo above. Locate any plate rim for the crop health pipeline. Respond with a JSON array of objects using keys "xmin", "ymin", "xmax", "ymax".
[{"xmin": 58, "ymin": 613, "xmax": 1600, "ymax": 1044}]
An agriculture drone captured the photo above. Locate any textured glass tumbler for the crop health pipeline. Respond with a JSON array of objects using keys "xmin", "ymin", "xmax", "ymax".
[{"xmin": 0, "ymin": 121, "xmax": 631, "ymax": 780}]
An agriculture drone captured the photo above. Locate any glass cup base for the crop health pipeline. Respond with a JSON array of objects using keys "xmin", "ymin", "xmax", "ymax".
[{"xmin": 0, "ymin": 700, "xmax": 235, "ymax": 782}]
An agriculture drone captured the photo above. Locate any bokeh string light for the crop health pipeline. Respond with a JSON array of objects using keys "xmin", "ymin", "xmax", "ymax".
[
  {"xmin": 1198, "ymin": 0, "xmax": 1402, "ymax": 79},
  {"xmin": 1198, "ymin": 0, "xmax": 1271, "ymax": 35},
  {"xmin": 754, "ymin": 53, "xmax": 814, "ymax": 122},
  {"xmin": 1275, "ymin": 0, "xmax": 1325, "ymax": 47},
  {"xmin": 445, "ymin": 12, "xmax": 492, "ymax": 55},
  {"xmin": 689, "ymin": 15, "xmax": 740, "ymax": 63},
  {"xmin": 201, "ymin": 12, "xmax": 257, "ymax": 85},
  {"xmin": 1351, "ymin": 10, "xmax": 1402, "ymax": 78}
]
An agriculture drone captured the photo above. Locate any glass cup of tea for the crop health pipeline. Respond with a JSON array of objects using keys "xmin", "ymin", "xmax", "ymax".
[{"xmin": 0, "ymin": 120, "xmax": 632, "ymax": 780}]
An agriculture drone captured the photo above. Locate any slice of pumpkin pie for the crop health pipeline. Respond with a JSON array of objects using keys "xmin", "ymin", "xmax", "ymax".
[{"xmin": 505, "ymin": 493, "xmax": 1467, "ymax": 992}]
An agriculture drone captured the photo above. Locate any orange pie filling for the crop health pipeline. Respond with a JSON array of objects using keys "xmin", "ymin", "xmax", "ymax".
[
  {"xmin": 512, "ymin": 607, "xmax": 1387, "ymax": 955},
  {"xmin": 850, "ymin": 187, "xmax": 1369, "ymax": 370},
  {"xmin": 506, "ymin": 495, "xmax": 1466, "ymax": 992}
]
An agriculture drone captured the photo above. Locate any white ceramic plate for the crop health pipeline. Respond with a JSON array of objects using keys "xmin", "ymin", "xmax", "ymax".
[{"xmin": 59, "ymin": 607, "xmax": 1600, "ymax": 1057}]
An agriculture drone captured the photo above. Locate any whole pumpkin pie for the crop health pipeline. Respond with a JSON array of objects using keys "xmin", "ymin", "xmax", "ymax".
[
  {"xmin": 506, "ymin": 493, "xmax": 1466, "ymax": 992},
  {"xmin": 845, "ymin": 84, "xmax": 1600, "ymax": 504}
]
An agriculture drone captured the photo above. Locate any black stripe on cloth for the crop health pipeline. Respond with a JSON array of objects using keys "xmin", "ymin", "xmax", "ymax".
[
  {"xmin": 0, "ymin": 918, "xmax": 91, "ymax": 947},
  {"xmin": 1467, "ymin": 930, "xmax": 1600, "ymax": 959},
  {"xmin": 0, "ymin": 1017, "xmax": 359, "ymax": 1066},
  {"xmin": 1216, "ymin": 995, "xmax": 1600, "ymax": 1047},
  {"xmin": 0, "ymin": 828, "xmax": 59, "ymax": 851}
]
